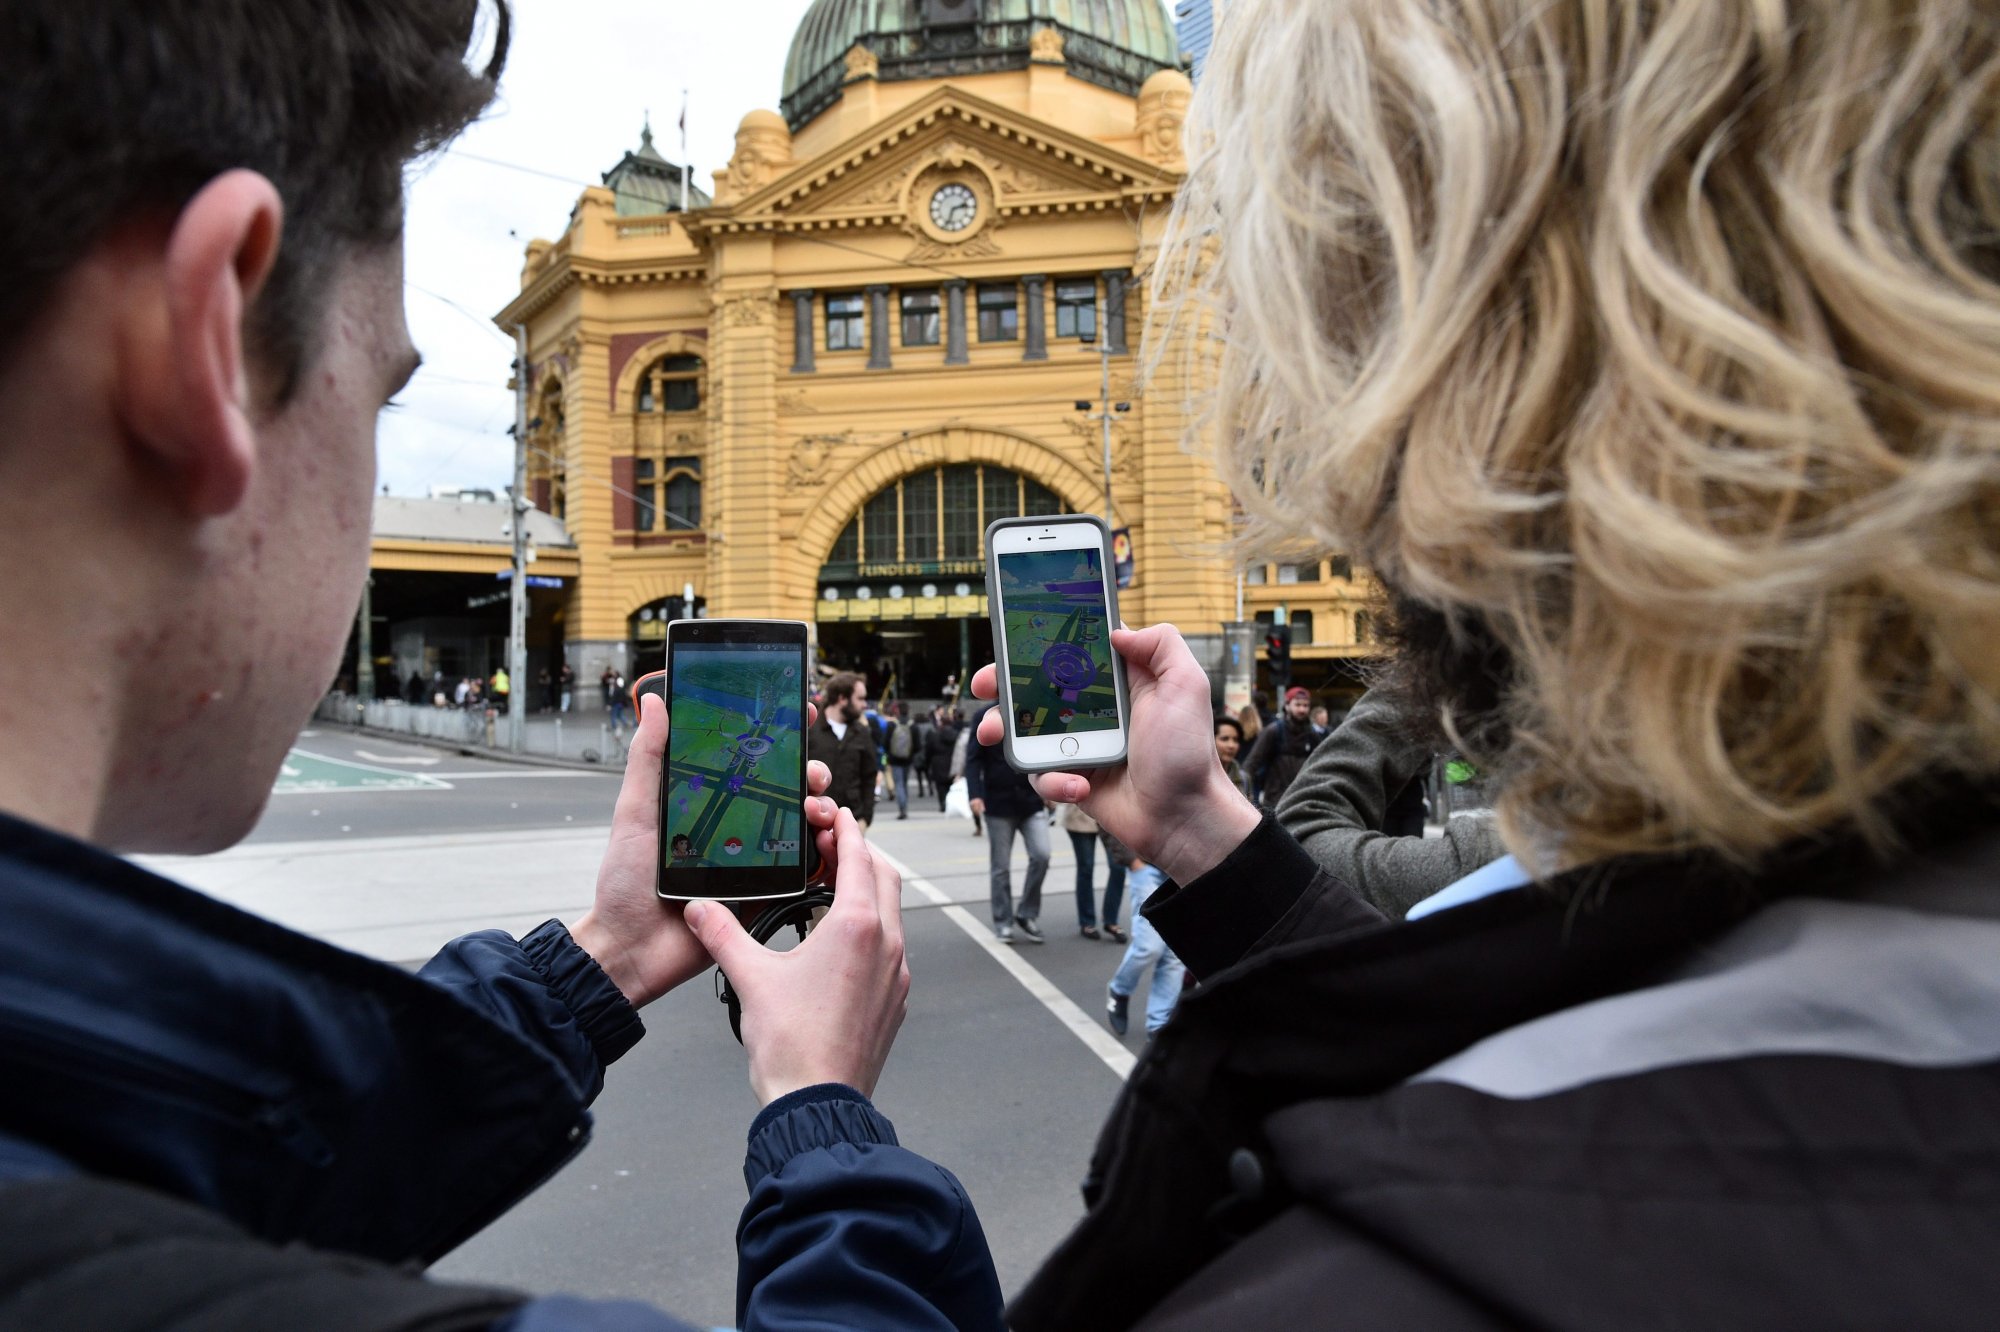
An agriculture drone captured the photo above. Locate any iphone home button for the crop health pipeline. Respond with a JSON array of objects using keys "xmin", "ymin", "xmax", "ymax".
[{"xmin": 1060, "ymin": 737, "xmax": 1080, "ymax": 758}]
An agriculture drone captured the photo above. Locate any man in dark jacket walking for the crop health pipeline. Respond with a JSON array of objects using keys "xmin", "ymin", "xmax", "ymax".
[
  {"xmin": 0, "ymin": 9, "xmax": 1003, "ymax": 1329},
  {"xmin": 1244, "ymin": 686, "xmax": 1324, "ymax": 808},
  {"xmin": 808, "ymin": 672, "xmax": 879, "ymax": 829},
  {"xmin": 964, "ymin": 705, "xmax": 1052, "ymax": 943}
]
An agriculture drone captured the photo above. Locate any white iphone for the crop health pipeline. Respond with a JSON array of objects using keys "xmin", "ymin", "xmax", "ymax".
[{"xmin": 983, "ymin": 515, "xmax": 1130, "ymax": 771}]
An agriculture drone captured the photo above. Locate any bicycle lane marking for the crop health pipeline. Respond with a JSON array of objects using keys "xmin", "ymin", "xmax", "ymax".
[
  {"xmin": 872, "ymin": 846, "xmax": 1136, "ymax": 1081},
  {"xmin": 273, "ymin": 749, "xmax": 455, "ymax": 794}
]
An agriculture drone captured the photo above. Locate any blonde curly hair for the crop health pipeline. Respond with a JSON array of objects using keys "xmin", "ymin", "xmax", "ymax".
[{"xmin": 1155, "ymin": 0, "xmax": 2000, "ymax": 872}]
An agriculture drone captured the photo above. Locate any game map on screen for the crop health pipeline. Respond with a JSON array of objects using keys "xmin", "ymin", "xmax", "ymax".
[
  {"xmin": 665, "ymin": 645, "xmax": 804, "ymax": 868},
  {"xmin": 996, "ymin": 548, "xmax": 1119, "ymax": 737}
]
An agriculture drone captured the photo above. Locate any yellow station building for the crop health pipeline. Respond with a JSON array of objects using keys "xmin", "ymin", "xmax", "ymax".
[{"xmin": 489, "ymin": 0, "xmax": 1375, "ymax": 708}]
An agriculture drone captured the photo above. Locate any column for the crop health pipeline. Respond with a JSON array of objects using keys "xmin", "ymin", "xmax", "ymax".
[
  {"xmin": 944, "ymin": 279, "xmax": 968, "ymax": 364},
  {"xmin": 867, "ymin": 284, "xmax": 892, "ymax": 370},
  {"xmin": 1103, "ymin": 269, "xmax": 1130, "ymax": 355},
  {"xmin": 790, "ymin": 289, "xmax": 815, "ymax": 373},
  {"xmin": 1022, "ymin": 273, "xmax": 1048, "ymax": 361}
]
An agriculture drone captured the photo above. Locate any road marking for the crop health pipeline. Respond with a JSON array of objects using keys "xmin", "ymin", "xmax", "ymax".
[
  {"xmin": 425, "ymin": 770, "xmax": 606, "ymax": 780},
  {"xmin": 273, "ymin": 749, "xmax": 453, "ymax": 794},
  {"xmin": 874, "ymin": 846, "xmax": 1135, "ymax": 1081},
  {"xmin": 354, "ymin": 749, "xmax": 443, "ymax": 766}
]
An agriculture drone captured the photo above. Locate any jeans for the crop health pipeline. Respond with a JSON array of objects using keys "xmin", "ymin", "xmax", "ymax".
[
  {"xmin": 889, "ymin": 762, "xmax": 910, "ymax": 815},
  {"xmin": 1067, "ymin": 832, "xmax": 1126, "ymax": 930},
  {"xmin": 1108, "ymin": 867, "xmax": 1183, "ymax": 1033},
  {"xmin": 985, "ymin": 809, "xmax": 1050, "ymax": 928}
]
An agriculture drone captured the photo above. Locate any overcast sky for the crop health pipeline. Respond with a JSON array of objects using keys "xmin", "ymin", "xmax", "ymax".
[{"xmin": 380, "ymin": 0, "xmax": 818, "ymax": 497}]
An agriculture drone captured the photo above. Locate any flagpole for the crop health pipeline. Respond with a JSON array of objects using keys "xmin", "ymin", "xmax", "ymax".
[{"xmin": 679, "ymin": 89, "xmax": 689, "ymax": 212}]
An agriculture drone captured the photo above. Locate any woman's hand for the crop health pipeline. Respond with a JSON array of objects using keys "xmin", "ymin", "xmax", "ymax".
[
  {"xmin": 684, "ymin": 808, "xmax": 909, "ymax": 1104},
  {"xmin": 572, "ymin": 695, "xmax": 838, "ymax": 1007},
  {"xmin": 973, "ymin": 625, "xmax": 1260, "ymax": 884}
]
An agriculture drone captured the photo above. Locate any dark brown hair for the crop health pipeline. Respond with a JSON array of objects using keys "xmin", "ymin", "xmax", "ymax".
[
  {"xmin": 823, "ymin": 673, "xmax": 864, "ymax": 707},
  {"xmin": 1, "ymin": 0, "xmax": 510, "ymax": 399}
]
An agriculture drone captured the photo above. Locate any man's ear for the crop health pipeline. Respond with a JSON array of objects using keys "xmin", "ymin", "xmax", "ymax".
[{"xmin": 126, "ymin": 171, "xmax": 284, "ymax": 518}]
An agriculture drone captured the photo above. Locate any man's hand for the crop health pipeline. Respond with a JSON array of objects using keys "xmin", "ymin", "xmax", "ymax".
[
  {"xmin": 684, "ymin": 808, "xmax": 909, "ymax": 1104},
  {"xmin": 972, "ymin": 625, "xmax": 1259, "ymax": 884},
  {"xmin": 571, "ymin": 694, "xmax": 838, "ymax": 1008},
  {"xmin": 969, "ymin": 797, "xmax": 985, "ymax": 816}
]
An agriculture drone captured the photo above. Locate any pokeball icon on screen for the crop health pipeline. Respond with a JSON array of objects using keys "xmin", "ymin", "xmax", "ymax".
[{"xmin": 724, "ymin": 838, "xmax": 744, "ymax": 856}]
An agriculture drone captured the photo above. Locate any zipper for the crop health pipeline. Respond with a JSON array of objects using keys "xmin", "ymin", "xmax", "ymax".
[{"xmin": 0, "ymin": 1001, "xmax": 333, "ymax": 1166}]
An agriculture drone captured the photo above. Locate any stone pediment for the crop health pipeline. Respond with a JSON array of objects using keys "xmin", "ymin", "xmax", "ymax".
[{"xmin": 722, "ymin": 86, "xmax": 1172, "ymax": 226}]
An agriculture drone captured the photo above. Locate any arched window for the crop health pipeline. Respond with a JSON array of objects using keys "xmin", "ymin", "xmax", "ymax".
[
  {"xmin": 527, "ymin": 380, "xmax": 567, "ymax": 521},
  {"xmin": 635, "ymin": 355, "xmax": 703, "ymax": 413},
  {"xmin": 634, "ymin": 454, "xmax": 702, "ymax": 532},
  {"xmin": 825, "ymin": 465, "xmax": 1067, "ymax": 568}
]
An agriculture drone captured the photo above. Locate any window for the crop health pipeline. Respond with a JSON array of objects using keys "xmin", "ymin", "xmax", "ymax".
[
  {"xmin": 634, "ymin": 459, "xmax": 656, "ymax": 532},
  {"xmin": 1290, "ymin": 610, "xmax": 1315, "ymax": 643},
  {"xmin": 903, "ymin": 469, "xmax": 938, "ymax": 560},
  {"xmin": 1023, "ymin": 479, "xmax": 1061, "ymax": 516},
  {"xmin": 665, "ymin": 474, "xmax": 701, "ymax": 530},
  {"xmin": 1244, "ymin": 564, "xmax": 1268, "ymax": 585},
  {"xmin": 900, "ymin": 289, "xmax": 941, "ymax": 347},
  {"xmin": 829, "ymin": 519, "xmax": 859, "ymax": 565},
  {"xmin": 943, "ymin": 465, "xmax": 981, "ymax": 558},
  {"xmin": 1277, "ymin": 561, "xmax": 1320, "ymax": 584},
  {"xmin": 1355, "ymin": 610, "xmax": 1375, "ymax": 643},
  {"xmin": 983, "ymin": 467, "xmax": 1019, "ymax": 525},
  {"xmin": 637, "ymin": 355, "xmax": 702, "ymax": 413},
  {"xmin": 1054, "ymin": 279, "xmax": 1097, "ymax": 341},
  {"xmin": 1328, "ymin": 554, "xmax": 1352, "ymax": 580},
  {"xmin": 826, "ymin": 292, "xmax": 865, "ymax": 351},
  {"xmin": 863, "ymin": 488, "xmax": 898, "ymax": 560},
  {"xmin": 977, "ymin": 283, "xmax": 1018, "ymax": 341},
  {"xmin": 665, "ymin": 455, "xmax": 701, "ymax": 477}
]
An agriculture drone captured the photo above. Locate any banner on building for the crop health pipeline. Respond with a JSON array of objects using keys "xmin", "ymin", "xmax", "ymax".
[{"xmin": 1111, "ymin": 528, "xmax": 1134, "ymax": 588}]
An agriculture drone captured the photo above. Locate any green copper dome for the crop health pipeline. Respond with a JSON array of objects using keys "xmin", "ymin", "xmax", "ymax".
[{"xmin": 783, "ymin": 0, "xmax": 1180, "ymax": 129}]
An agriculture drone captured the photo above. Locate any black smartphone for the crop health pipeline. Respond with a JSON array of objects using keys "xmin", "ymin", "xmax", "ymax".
[{"xmin": 655, "ymin": 619, "xmax": 811, "ymax": 901}]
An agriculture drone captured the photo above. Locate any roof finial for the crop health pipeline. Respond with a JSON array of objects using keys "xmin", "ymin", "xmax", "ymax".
[{"xmin": 641, "ymin": 110, "xmax": 654, "ymax": 150}]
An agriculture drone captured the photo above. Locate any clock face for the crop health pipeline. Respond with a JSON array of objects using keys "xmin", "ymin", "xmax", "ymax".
[{"xmin": 929, "ymin": 182, "xmax": 978, "ymax": 233}]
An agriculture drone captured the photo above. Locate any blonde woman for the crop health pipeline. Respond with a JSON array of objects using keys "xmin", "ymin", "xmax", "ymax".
[{"xmin": 972, "ymin": 1, "xmax": 2000, "ymax": 1325}]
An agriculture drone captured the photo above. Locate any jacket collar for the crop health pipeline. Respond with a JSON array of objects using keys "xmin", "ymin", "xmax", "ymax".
[{"xmin": 0, "ymin": 811, "xmax": 590, "ymax": 1265}]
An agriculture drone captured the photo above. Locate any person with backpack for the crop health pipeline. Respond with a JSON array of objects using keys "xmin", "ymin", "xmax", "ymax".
[{"xmin": 884, "ymin": 702, "xmax": 916, "ymax": 820}]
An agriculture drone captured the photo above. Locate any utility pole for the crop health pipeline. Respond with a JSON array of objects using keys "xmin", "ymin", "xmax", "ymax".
[
  {"xmin": 508, "ymin": 324, "xmax": 530, "ymax": 754},
  {"xmin": 356, "ymin": 575, "xmax": 374, "ymax": 704},
  {"xmin": 1074, "ymin": 299, "xmax": 1128, "ymax": 521}
]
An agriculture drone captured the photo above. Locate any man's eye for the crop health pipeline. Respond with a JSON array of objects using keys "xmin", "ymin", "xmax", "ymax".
[{"xmin": 383, "ymin": 398, "xmax": 407, "ymax": 412}]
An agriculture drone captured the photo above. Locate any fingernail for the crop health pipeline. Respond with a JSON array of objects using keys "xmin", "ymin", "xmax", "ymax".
[{"xmin": 685, "ymin": 902, "xmax": 707, "ymax": 928}]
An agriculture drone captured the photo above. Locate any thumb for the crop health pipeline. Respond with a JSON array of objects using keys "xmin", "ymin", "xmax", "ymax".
[{"xmin": 684, "ymin": 900, "xmax": 758, "ymax": 978}]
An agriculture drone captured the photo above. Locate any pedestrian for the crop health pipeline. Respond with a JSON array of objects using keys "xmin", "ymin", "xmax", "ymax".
[
  {"xmin": 1244, "ymin": 685, "xmax": 1323, "ymax": 808},
  {"xmin": 925, "ymin": 710, "xmax": 959, "ymax": 813},
  {"xmin": 558, "ymin": 659, "xmax": 575, "ymax": 713},
  {"xmin": 489, "ymin": 664, "xmax": 509, "ymax": 707},
  {"xmin": 463, "ymin": 677, "xmax": 483, "ymax": 711},
  {"xmin": 537, "ymin": 665, "xmax": 554, "ymax": 713},
  {"xmin": 404, "ymin": 670, "xmax": 425, "ymax": 706},
  {"xmin": 910, "ymin": 709, "xmax": 934, "ymax": 800},
  {"xmin": 1213, "ymin": 713, "xmax": 1252, "ymax": 798},
  {"xmin": 883, "ymin": 701, "xmax": 916, "ymax": 819},
  {"xmin": 453, "ymin": 676, "xmax": 470, "ymax": 708},
  {"xmin": 0, "ymin": 8, "xmax": 993, "ymax": 1326},
  {"xmin": 429, "ymin": 669, "xmax": 448, "ymax": 708},
  {"xmin": 1059, "ymin": 801, "xmax": 1122, "ymax": 940},
  {"xmin": 1250, "ymin": 689, "xmax": 1275, "ymax": 728},
  {"xmin": 949, "ymin": 720, "xmax": 979, "ymax": 834},
  {"xmin": 1101, "ymin": 836, "xmax": 1180, "ymax": 1039},
  {"xmin": 605, "ymin": 670, "xmax": 629, "ymax": 731},
  {"xmin": 964, "ymin": 704, "xmax": 1051, "ymax": 944},
  {"xmin": 989, "ymin": 2, "xmax": 2000, "ymax": 1324},
  {"xmin": 1308, "ymin": 704, "xmax": 1330, "ymax": 732},
  {"xmin": 806, "ymin": 672, "xmax": 878, "ymax": 830}
]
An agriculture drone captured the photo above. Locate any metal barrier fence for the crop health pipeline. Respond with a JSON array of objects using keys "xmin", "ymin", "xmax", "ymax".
[{"xmin": 314, "ymin": 695, "xmax": 630, "ymax": 766}]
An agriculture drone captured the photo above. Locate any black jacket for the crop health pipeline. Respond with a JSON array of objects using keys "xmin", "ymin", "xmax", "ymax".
[
  {"xmin": 963, "ymin": 707, "xmax": 1046, "ymax": 819},
  {"xmin": 807, "ymin": 713, "xmax": 879, "ymax": 823},
  {"xmin": 922, "ymin": 722, "xmax": 959, "ymax": 785},
  {"xmin": 1244, "ymin": 716, "xmax": 1323, "ymax": 807},
  {"xmin": 1010, "ymin": 785, "xmax": 2000, "ymax": 1331}
]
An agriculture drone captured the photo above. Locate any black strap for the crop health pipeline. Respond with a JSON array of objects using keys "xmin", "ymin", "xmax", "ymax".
[
  {"xmin": 0, "ymin": 1175, "xmax": 528, "ymax": 1332},
  {"xmin": 716, "ymin": 889, "xmax": 838, "ymax": 1043}
]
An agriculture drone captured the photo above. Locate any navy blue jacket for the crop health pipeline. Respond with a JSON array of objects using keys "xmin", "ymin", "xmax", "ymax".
[
  {"xmin": 0, "ymin": 811, "xmax": 1002, "ymax": 1330},
  {"xmin": 962, "ymin": 706, "xmax": 1047, "ymax": 819}
]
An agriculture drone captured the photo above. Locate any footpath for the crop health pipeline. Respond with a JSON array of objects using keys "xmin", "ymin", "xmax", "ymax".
[{"xmin": 314, "ymin": 695, "xmax": 631, "ymax": 773}]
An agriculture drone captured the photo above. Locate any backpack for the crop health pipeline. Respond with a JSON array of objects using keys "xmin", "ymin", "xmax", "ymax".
[{"xmin": 889, "ymin": 720, "xmax": 914, "ymax": 761}]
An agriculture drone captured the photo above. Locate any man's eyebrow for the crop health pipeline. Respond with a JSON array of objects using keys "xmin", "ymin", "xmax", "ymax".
[{"xmin": 387, "ymin": 351, "xmax": 423, "ymax": 400}]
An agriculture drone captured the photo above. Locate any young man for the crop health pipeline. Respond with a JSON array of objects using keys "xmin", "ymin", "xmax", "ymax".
[
  {"xmin": 1243, "ymin": 685, "xmax": 1323, "ymax": 808},
  {"xmin": 0, "ymin": 6, "xmax": 998, "ymax": 1328},
  {"xmin": 964, "ymin": 705, "xmax": 1052, "ymax": 943},
  {"xmin": 806, "ymin": 672, "xmax": 879, "ymax": 830}
]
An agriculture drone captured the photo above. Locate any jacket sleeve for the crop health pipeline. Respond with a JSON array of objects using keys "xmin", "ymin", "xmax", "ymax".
[
  {"xmin": 735, "ymin": 1084, "xmax": 1005, "ymax": 1332},
  {"xmin": 1143, "ymin": 816, "xmax": 1387, "ymax": 979},
  {"xmin": 963, "ymin": 723, "xmax": 989, "ymax": 802},
  {"xmin": 417, "ymin": 920, "xmax": 643, "ymax": 1105},
  {"xmin": 1273, "ymin": 689, "xmax": 1509, "ymax": 918}
]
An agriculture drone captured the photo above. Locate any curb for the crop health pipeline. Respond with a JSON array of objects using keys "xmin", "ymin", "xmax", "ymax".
[{"xmin": 314, "ymin": 720, "xmax": 628, "ymax": 775}]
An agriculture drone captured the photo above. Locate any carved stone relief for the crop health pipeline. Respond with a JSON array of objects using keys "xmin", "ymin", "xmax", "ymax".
[{"xmin": 786, "ymin": 432, "xmax": 851, "ymax": 492}]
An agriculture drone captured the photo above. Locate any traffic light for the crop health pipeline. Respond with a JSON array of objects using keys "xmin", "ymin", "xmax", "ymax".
[{"xmin": 1264, "ymin": 623, "xmax": 1292, "ymax": 693}]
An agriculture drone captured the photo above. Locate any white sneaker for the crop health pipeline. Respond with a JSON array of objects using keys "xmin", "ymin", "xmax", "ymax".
[{"xmin": 996, "ymin": 923, "xmax": 1015, "ymax": 943}]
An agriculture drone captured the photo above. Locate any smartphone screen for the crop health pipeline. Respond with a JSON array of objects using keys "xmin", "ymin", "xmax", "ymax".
[
  {"xmin": 658, "ymin": 622, "xmax": 808, "ymax": 900},
  {"xmin": 986, "ymin": 518, "xmax": 1128, "ymax": 771}
]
